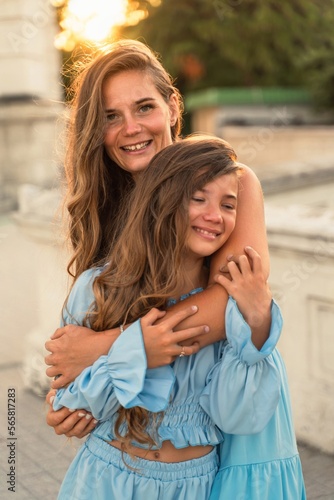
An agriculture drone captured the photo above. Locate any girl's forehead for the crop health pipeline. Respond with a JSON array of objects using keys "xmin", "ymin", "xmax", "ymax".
[{"xmin": 197, "ymin": 174, "xmax": 239, "ymax": 194}]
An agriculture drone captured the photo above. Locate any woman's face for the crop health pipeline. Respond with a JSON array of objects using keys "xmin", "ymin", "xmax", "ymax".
[{"xmin": 103, "ymin": 70, "xmax": 178, "ymax": 177}]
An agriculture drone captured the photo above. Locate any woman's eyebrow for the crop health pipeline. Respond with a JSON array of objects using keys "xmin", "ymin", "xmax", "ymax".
[{"xmin": 105, "ymin": 97, "xmax": 157, "ymax": 113}]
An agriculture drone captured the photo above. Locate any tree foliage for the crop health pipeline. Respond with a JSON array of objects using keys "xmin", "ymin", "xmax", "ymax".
[{"xmin": 120, "ymin": 0, "xmax": 334, "ymax": 110}]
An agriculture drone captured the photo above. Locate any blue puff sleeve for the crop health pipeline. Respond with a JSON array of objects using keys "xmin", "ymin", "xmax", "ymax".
[
  {"xmin": 61, "ymin": 268, "xmax": 101, "ymax": 326},
  {"xmin": 53, "ymin": 271, "xmax": 175, "ymax": 420},
  {"xmin": 199, "ymin": 298, "xmax": 283, "ymax": 435}
]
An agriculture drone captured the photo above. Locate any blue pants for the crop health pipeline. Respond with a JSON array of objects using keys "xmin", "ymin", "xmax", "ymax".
[{"xmin": 58, "ymin": 434, "xmax": 219, "ymax": 499}]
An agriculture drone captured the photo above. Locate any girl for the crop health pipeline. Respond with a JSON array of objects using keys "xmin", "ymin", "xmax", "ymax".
[
  {"xmin": 51, "ymin": 137, "xmax": 290, "ymax": 499},
  {"xmin": 45, "ymin": 41, "xmax": 271, "ymax": 443}
]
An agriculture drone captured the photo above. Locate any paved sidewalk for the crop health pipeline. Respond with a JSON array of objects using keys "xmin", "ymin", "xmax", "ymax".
[{"xmin": 1, "ymin": 365, "xmax": 334, "ymax": 499}]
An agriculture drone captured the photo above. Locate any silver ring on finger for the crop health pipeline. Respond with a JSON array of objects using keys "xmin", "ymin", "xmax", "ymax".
[{"xmin": 179, "ymin": 346, "xmax": 186, "ymax": 357}]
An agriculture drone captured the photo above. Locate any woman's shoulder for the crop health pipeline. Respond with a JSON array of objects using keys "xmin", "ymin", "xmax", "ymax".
[
  {"xmin": 74, "ymin": 266, "xmax": 104, "ymax": 289},
  {"xmin": 63, "ymin": 266, "xmax": 104, "ymax": 324}
]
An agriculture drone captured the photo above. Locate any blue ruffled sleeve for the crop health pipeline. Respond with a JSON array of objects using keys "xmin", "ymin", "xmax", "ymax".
[
  {"xmin": 199, "ymin": 297, "xmax": 283, "ymax": 435},
  {"xmin": 53, "ymin": 277, "xmax": 175, "ymax": 420}
]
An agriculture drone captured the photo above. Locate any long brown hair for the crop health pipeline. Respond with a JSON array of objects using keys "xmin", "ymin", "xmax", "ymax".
[
  {"xmin": 84, "ymin": 135, "xmax": 240, "ymax": 453},
  {"xmin": 64, "ymin": 40, "xmax": 184, "ymax": 279}
]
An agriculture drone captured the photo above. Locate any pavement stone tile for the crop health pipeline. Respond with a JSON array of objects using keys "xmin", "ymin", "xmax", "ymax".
[{"xmin": 1, "ymin": 367, "xmax": 334, "ymax": 499}]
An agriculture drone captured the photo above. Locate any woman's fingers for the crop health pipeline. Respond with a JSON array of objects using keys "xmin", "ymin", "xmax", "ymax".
[
  {"xmin": 50, "ymin": 374, "xmax": 68, "ymax": 390},
  {"xmin": 50, "ymin": 327, "xmax": 66, "ymax": 340}
]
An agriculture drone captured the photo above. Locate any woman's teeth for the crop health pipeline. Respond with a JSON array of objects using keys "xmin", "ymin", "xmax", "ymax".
[{"xmin": 122, "ymin": 141, "xmax": 149, "ymax": 151}]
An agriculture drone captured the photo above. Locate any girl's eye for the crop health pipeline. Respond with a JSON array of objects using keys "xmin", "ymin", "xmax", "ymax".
[
  {"xmin": 222, "ymin": 204, "xmax": 235, "ymax": 210},
  {"xmin": 191, "ymin": 196, "xmax": 205, "ymax": 203}
]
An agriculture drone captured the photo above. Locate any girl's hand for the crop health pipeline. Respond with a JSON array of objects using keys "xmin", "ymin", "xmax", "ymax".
[
  {"xmin": 45, "ymin": 390, "xmax": 98, "ymax": 438},
  {"xmin": 45, "ymin": 325, "xmax": 120, "ymax": 389},
  {"xmin": 214, "ymin": 246, "xmax": 272, "ymax": 349},
  {"xmin": 140, "ymin": 306, "xmax": 210, "ymax": 368}
]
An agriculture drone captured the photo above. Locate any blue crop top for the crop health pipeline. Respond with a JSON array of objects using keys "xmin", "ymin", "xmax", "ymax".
[{"xmin": 53, "ymin": 267, "xmax": 283, "ymax": 449}]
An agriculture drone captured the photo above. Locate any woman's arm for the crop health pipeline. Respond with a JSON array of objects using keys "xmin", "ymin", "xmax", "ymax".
[{"xmin": 45, "ymin": 165, "xmax": 268, "ymax": 384}]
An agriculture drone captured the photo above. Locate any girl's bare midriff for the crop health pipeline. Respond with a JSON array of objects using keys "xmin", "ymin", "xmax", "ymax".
[{"xmin": 109, "ymin": 439, "xmax": 213, "ymax": 463}]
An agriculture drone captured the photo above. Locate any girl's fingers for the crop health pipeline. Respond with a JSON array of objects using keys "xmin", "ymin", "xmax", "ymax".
[
  {"xmin": 237, "ymin": 254, "xmax": 252, "ymax": 275},
  {"xmin": 173, "ymin": 342, "xmax": 201, "ymax": 358},
  {"xmin": 172, "ymin": 325, "xmax": 209, "ymax": 346},
  {"xmin": 46, "ymin": 389, "xmax": 57, "ymax": 405},
  {"xmin": 160, "ymin": 305, "xmax": 199, "ymax": 331},
  {"xmin": 244, "ymin": 246, "xmax": 262, "ymax": 273},
  {"xmin": 142, "ymin": 308, "xmax": 167, "ymax": 325},
  {"xmin": 226, "ymin": 260, "xmax": 242, "ymax": 279}
]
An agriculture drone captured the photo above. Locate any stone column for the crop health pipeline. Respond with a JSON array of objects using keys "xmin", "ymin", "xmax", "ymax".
[
  {"xmin": 12, "ymin": 186, "xmax": 69, "ymax": 394},
  {"xmin": 0, "ymin": 0, "xmax": 64, "ymax": 205},
  {"xmin": 0, "ymin": 0, "xmax": 66, "ymax": 394}
]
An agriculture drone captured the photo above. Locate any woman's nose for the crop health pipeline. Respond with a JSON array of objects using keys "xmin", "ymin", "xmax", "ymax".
[{"xmin": 122, "ymin": 115, "xmax": 141, "ymax": 135}]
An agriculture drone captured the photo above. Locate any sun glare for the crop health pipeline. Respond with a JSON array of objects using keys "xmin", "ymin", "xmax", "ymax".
[{"xmin": 54, "ymin": 0, "xmax": 132, "ymax": 50}]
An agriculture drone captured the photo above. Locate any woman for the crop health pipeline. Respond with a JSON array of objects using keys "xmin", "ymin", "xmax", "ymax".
[
  {"xmin": 45, "ymin": 39, "xmax": 270, "ymax": 438},
  {"xmin": 52, "ymin": 137, "xmax": 286, "ymax": 499}
]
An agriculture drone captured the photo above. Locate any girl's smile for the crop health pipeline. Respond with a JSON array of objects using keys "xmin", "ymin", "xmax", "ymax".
[{"xmin": 186, "ymin": 174, "xmax": 238, "ymax": 262}]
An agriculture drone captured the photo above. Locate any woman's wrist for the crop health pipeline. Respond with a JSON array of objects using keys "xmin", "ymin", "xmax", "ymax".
[{"xmin": 97, "ymin": 327, "xmax": 121, "ymax": 355}]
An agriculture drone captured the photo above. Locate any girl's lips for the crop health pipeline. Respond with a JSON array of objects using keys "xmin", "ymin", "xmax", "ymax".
[{"xmin": 193, "ymin": 227, "xmax": 221, "ymax": 239}]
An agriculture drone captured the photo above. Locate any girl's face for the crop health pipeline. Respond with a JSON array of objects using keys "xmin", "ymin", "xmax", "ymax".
[
  {"xmin": 103, "ymin": 70, "xmax": 178, "ymax": 178},
  {"xmin": 186, "ymin": 174, "xmax": 238, "ymax": 261}
]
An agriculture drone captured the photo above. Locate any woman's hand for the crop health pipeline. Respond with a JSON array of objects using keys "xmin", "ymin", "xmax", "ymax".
[
  {"xmin": 45, "ymin": 390, "xmax": 98, "ymax": 438},
  {"xmin": 214, "ymin": 246, "xmax": 272, "ymax": 350},
  {"xmin": 45, "ymin": 325, "xmax": 120, "ymax": 389},
  {"xmin": 140, "ymin": 306, "xmax": 210, "ymax": 368}
]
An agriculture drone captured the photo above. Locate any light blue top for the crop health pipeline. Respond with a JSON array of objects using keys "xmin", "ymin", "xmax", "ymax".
[{"xmin": 53, "ymin": 267, "xmax": 283, "ymax": 448}]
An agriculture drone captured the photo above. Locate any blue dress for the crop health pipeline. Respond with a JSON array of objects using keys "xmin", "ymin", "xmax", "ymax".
[{"xmin": 53, "ymin": 268, "xmax": 306, "ymax": 499}]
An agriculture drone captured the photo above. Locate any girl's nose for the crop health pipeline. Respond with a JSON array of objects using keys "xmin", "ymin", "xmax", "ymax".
[{"xmin": 203, "ymin": 210, "xmax": 223, "ymax": 223}]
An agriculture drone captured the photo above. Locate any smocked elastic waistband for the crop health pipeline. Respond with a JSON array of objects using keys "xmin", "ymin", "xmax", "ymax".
[{"xmin": 85, "ymin": 434, "xmax": 218, "ymax": 481}]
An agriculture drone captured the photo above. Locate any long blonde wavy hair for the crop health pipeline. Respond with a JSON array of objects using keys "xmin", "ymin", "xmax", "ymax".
[
  {"xmin": 83, "ymin": 135, "xmax": 240, "ymax": 453},
  {"xmin": 64, "ymin": 39, "xmax": 184, "ymax": 279}
]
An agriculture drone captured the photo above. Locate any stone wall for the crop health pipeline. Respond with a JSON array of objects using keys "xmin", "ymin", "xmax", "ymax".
[{"xmin": 266, "ymin": 200, "xmax": 334, "ymax": 454}]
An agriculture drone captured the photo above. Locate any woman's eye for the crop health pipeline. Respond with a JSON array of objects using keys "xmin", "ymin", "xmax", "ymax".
[
  {"xmin": 192, "ymin": 197, "xmax": 205, "ymax": 202},
  {"xmin": 106, "ymin": 113, "xmax": 118, "ymax": 122},
  {"xmin": 139, "ymin": 104, "xmax": 153, "ymax": 113}
]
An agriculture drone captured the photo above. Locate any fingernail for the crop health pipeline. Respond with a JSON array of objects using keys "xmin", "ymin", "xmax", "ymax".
[
  {"xmin": 204, "ymin": 326, "xmax": 210, "ymax": 333},
  {"xmin": 191, "ymin": 305, "xmax": 198, "ymax": 312},
  {"xmin": 78, "ymin": 412, "xmax": 86, "ymax": 418},
  {"xmin": 49, "ymin": 396, "xmax": 55, "ymax": 404},
  {"xmin": 93, "ymin": 419, "xmax": 98, "ymax": 424},
  {"xmin": 69, "ymin": 408, "xmax": 76, "ymax": 413},
  {"xmin": 245, "ymin": 246, "xmax": 252, "ymax": 251},
  {"xmin": 227, "ymin": 254, "xmax": 233, "ymax": 261},
  {"xmin": 85, "ymin": 414, "xmax": 92, "ymax": 420}
]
